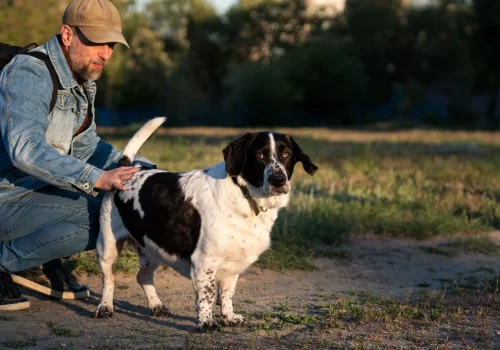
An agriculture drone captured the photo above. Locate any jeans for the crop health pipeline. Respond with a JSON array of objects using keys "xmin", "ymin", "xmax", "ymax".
[{"xmin": 0, "ymin": 185, "xmax": 102, "ymax": 273}]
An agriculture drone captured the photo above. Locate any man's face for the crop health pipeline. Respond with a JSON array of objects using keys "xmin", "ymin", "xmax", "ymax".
[{"xmin": 66, "ymin": 28, "xmax": 115, "ymax": 81}]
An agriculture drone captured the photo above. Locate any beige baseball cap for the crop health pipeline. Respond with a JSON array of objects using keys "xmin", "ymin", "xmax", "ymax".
[{"xmin": 62, "ymin": 0, "xmax": 129, "ymax": 48}]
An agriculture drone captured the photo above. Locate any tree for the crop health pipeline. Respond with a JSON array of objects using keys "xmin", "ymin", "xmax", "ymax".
[
  {"xmin": 144, "ymin": 0, "xmax": 216, "ymax": 53},
  {"xmin": 0, "ymin": 0, "xmax": 66, "ymax": 44},
  {"xmin": 473, "ymin": 0, "xmax": 500, "ymax": 128}
]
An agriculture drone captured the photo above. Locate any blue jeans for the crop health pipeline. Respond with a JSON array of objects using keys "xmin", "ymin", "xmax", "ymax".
[{"xmin": 0, "ymin": 186, "xmax": 101, "ymax": 273}]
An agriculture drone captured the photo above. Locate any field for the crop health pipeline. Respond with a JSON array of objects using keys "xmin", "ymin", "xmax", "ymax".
[{"xmin": 1, "ymin": 126, "xmax": 500, "ymax": 349}]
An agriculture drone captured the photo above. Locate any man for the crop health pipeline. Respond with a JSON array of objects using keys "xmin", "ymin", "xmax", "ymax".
[{"xmin": 0, "ymin": 0, "xmax": 155, "ymax": 310}]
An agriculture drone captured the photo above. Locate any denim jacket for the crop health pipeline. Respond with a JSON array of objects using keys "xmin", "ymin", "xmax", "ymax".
[{"xmin": 0, "ymin": 35, "xmax": 154, "ymax": 203}]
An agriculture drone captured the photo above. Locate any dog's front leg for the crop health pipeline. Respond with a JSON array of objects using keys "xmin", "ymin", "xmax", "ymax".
[
  {"xmin": 191, "ymin": 264, "xmax": 219, "ymax": 332},
  {"xmin": 218, "ymin": 274, "xmax": 246, "ymax": 327}
]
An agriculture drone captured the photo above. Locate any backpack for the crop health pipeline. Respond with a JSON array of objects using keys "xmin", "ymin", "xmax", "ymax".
[{"xmin": 0, "ymin": 42, "xmax": 59, "ymax": 112}]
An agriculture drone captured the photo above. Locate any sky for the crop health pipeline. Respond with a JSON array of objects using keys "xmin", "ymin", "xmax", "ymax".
[{"xmin": 136, "ymin": 0, "xmax": 236, "ymax": 14}]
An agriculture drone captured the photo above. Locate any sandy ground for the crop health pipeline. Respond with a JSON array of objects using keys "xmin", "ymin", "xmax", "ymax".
[{"xmin": 1, "ymin": 234, "xmax": 500, "ymax": 349}]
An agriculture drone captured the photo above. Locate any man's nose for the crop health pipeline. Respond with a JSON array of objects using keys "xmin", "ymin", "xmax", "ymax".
[{"xmin": 99, "ymin": 45, "xmax": 113, "ymax": 61}]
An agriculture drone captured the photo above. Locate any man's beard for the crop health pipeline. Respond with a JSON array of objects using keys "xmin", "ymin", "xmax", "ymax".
[{"xmin": 67, "ymin": 49, "xmax": 106, "ymax": 81}]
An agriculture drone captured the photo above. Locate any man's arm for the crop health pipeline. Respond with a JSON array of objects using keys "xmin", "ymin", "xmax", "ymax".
[{"xmin": 0, "ymin": 57, "xmax": 103, "ymax": 194}]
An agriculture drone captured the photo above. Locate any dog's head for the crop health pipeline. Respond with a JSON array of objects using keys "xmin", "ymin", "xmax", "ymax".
[{"xmin": 222, "ymin": 132, "xmax": 318, "ymax": 196}]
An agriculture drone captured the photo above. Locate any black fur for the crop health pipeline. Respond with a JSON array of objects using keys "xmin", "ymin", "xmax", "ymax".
[
  {"xmin": 114, "ymin": 171, "xmax": 201, "ymax": 260},
  {"xmin": 117, "ymin": 155, "xmax": 132, "ymax": 167},
  {"xmin": 222, "ymin": 133, "xmax": 252, "ymax": 177},
  {"xmin": 289, "ymin": 136, "xmax": 318, "ymax": 176}
]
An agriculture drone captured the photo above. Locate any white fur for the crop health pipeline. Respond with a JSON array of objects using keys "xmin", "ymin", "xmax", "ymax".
[
  {"xmin": 122, "ymin": 117, "xmax": 166, "ymax": 161},
  {"xmin": 119, "ymin": 169, "xmax": 163, "ymax": 218}
]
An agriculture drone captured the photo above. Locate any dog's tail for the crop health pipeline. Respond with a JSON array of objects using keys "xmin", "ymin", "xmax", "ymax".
[{"xmin": 118, "ymin": 117, "xmax": 167, "ymax": 167}]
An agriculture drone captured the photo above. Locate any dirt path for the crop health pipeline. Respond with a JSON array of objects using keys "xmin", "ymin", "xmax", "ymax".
[{"xmin": 2, "ymin": 234, "xmax": 500, "ymax": 349}]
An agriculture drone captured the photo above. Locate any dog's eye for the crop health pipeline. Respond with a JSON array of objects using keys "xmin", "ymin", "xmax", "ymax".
[
  {"xmin": 283, "ymin": 152, "xmax": 290, "ymax": 158},
  {"xmin": 257, "ymin": 152, "xmax": 264, "ymax": 159}
]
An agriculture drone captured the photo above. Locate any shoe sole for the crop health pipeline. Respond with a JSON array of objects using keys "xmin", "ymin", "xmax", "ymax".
[
  {"xmin": 11, "ymin": 275, "xmax": 90, "ymax": 300},
  {"xmin": 0, "ymin": 299, "xmax": 30, "ymax": 311}
]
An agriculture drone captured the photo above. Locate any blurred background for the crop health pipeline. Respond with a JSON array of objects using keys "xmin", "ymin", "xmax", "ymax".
[{"xmin": 1, "ymin": 0, "xmax": 499, "ymax": 129}]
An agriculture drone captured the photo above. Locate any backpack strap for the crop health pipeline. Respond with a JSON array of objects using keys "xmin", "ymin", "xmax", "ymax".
[{"xmin": 24, "ymin": 52, "xmax": 59, "ymax": 113}]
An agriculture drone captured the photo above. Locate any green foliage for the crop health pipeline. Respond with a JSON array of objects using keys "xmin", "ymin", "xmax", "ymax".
[
  {"xmin": 0, "ymin": 0, "xmax": 64, "ymax": 44},
  {"xmin": 1, "ymin": 0, "xmax": 499, "ymax": 127},
  {"xmin": 225, "ymin": 60, "xmax": 295, "ymax": 125},
  {"xmin": 225, "ymin": 37, "xmax": 365, "ymax": 125}
]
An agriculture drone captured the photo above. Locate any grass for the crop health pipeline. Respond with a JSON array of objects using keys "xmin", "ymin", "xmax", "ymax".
[
  {"xmin": 47, "ymin": 322, "xmax": 74, "ymax": 337},
  {"xmin": 420, "ymin": 236, "xmax": 500, "ymax": 258},
  {"xmin": 184, "ymin": 288, "xmax": 500, "ymax": 349},
  {"xmin": 72, "ymin": 127, "xmax": 500, "ymax": 273},
  {"xmin": 2, "ymin": 338, "xmax": 37, "ymax": 349}
]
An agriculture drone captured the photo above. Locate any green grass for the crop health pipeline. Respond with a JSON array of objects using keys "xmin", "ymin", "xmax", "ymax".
[
  {"xmin": 47, "ymin": 322, "xmax": 74, "ymax": 337},
  {"xmin": 2, "ymin": 338, "xmax": 37, "ymax": 349},
  {"xmin": 70, "ymin": 247, "xmax": 139, "ymax": 275},
  {"xmin": 74, "ymin": 127, "xmax": 500, "ymax": 272}
]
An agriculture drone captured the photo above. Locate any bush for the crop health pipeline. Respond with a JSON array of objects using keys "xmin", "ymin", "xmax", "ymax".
[{"xmin": 225, "ymin": 36, "xmax": 366, "ymax": 126}]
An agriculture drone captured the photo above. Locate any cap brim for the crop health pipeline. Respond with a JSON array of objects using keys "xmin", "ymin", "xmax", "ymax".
[{"xmin": 78, "ymin": 26, "xmax": 129, "ymax": 48}]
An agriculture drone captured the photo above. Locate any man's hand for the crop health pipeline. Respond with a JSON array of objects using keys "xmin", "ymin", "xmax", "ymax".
[{"xmin": 95, "ymin": 167, "xmax": 140, "ymax": 191}]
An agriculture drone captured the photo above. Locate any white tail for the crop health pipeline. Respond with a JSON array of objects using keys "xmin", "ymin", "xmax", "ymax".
[{"xmin": 121, "ymin": 117, "xmax": 167, "ymax": 165}]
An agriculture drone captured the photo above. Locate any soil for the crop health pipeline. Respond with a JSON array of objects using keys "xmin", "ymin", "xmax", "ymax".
[{"xmin": 2, "ymin": 233, "xmax": 500, "ymax": 350}]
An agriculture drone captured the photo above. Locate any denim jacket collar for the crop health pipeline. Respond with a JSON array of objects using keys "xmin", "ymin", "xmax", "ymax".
[{"xmin": 46, "ymin": 35, "xmax": 96, "ymax": 92}]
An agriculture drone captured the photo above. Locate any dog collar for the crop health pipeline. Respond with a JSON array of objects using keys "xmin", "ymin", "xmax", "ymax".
[{"xmin": 231, "ymin": 177, "xmax": 264, "ymax": 216}]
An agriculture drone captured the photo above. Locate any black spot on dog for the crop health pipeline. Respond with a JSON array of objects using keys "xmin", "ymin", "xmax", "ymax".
[
  {"xmin": 205, "ymin": 285, "xmax": 214, "ymax": 295},
  {"xmin": 115, "ymin": 172, "xmax": 201, "ymax": 259},
  {"xmin": 118, "ymin": 155, "xmax": 132, "ymax": 167}
]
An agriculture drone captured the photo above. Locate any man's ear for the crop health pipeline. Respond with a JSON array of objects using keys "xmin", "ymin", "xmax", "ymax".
[
  {"xmin": 222, "ymin": 133, "xmax": 252, "ymax": 177},
  {"xmin": 290, "ymin": 137, "xmax": 318, "ymax": 176},
  {"xmin": 60, "ymin": 25, "xmax": 74, "ymax": 47}
]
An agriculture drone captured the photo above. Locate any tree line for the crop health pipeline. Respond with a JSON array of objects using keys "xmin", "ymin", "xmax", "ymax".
[{"xmin": 1, "ymin": 0, "xmax": 499, "ymax": 128}]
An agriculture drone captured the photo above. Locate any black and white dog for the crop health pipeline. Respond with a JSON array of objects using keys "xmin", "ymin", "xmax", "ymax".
[{"xmin": 95, "ymin": 117, "xmax": 318, "ymax": 332}]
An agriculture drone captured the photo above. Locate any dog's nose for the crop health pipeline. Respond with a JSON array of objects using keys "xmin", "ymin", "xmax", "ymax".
[{"xmin": 269, "ymin": 173, "xmax": 286, "ymax": 187}]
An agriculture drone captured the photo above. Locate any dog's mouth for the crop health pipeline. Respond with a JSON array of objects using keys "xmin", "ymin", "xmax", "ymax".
[
  {"xmin": 258, "ymin": 172, "xmax": 289, "ymax": 196},
  {"xmin": 269, "ymin": 189, "xmax": 289, "ymax": 196},
  {"xmin": 263, "ymin": 184, "xmax": 290, "ymax": 196}
]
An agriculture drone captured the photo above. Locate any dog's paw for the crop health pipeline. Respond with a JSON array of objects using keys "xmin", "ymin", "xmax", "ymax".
[
  {"xmin": 151, "ymin": 305, "xmax": 172, "ymax": 317},
  {"xmin": 94, "ymin": 305, "xmax": 114, "ymax": 319},
  {"xmin": 220, "ymin": 313, "xmax": 247, "ymax": 327},
  {"xmin": 197, "ymin": 320, "xmax": 221, "ymax": 333}
]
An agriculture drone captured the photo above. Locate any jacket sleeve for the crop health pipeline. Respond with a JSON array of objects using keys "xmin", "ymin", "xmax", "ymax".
[{"xmin": 0, "ymin": 58, "xmax": 103, "ymax": 194}]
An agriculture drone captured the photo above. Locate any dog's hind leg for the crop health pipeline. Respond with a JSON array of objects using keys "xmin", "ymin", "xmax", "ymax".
[
  {"xmin": 137, "ymin": 254, "xmax": 171, "ymax": 317},
  {"xmin": 218, "ymin": 274, "xmax": 246, "ymax": 327},
  {"xmin": 95, "ymin": 195, "xmax": 126, "ymax": 319},
  {"xmin": 95, "ymin": 234, "xmax": 124, "ymax": 318}
]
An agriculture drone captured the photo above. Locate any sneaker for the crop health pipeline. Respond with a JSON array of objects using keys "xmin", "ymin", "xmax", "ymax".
[
  {"xmin": 11, "ymin": 259, "xmax": 89, "ymax": 300},
  {"xmin": 0, "ymin": 271, "xmax": 30, "ymax": 311}
]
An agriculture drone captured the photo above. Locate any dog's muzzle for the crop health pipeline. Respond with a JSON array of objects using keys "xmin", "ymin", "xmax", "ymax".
[{"xmin": 265, "ymin": 173, "xmax": 289, "ymax": 195}]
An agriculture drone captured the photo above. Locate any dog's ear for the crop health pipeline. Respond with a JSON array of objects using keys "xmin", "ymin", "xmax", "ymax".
[
  {"xmin": 290, "ymin": 137, "xmax": 318, "ymax": 176},
  {"xmin": 223, "ymin": 133, "xmax": 252, "ymax": 177}
]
